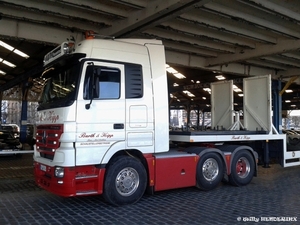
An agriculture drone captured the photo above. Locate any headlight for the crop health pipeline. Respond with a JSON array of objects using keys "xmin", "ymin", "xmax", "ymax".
[
  {"xmin": 62, "ymin": 43, "xmax": 69, "ymax": 54},
  {"xmin": 54, "ymin": 166, "xmax": 64, "ymax": 178}
]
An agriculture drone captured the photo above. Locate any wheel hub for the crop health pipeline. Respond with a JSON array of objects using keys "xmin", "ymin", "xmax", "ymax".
[
  {"xmin": 202, "ymin": 158, "xmax": 219, "ymax": 181},
  {"xmin": 236, "ymin": 157, "xmax": 250, "ymax": 178},
  {"xmin": 115, "ymin": 167, "xmax": 139, "ymax": 196}
]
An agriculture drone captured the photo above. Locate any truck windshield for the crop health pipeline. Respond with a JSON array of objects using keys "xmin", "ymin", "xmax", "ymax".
[{"xmin": 38, "ymin": 62, "xmax": 81, "ymax": 110}]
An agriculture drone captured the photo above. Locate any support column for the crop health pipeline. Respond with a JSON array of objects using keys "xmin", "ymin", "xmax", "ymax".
[
  {"xmin": 196, "ymin": 107, "xmax": 200, "ymax": 130},
  {"xmin": 186, "ymin": 104, "xmax": 191, "ymax": 127},
  {"xmin": 272, "ymin": 80, "xmax": 282, "ymax": 133},
  {"xmin": 20, "ymin": 82, "xmax": 30, "ymax": 144},
  {"xmin": 263, "ymin": 140, "xmax": 270, "ymax": 168},
  {"xmin": 0, "ymin": 91, "xmax": 2, "ymax": 124}
]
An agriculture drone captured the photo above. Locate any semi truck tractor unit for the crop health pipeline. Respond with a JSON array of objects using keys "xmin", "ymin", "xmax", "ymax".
[{"xmin": 33, "ymin": 34, "xmax": 287, "ymax": 206}]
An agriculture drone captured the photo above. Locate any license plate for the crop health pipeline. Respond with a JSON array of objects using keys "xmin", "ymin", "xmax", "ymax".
[{"xmin": 40, "ymin": 164, "xmax": 47, "ymax": 172}]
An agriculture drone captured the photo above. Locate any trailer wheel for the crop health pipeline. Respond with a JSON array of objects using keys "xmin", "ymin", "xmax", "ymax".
[
  {"xmin": 196, "ymin": 153, "xmax": 224, "ymax": 191},
  {"xmin": 103, "ymin": 156, "xmax": 147, "ymax": 206},
  {"xmin": 229, "ymin": 150, "xmax": 255, "ymax": 186}
]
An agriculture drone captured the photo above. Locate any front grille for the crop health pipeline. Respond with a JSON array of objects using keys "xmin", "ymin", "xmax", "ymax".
[{"xmin": 36, "ymin": 124, "xmax": 63, "ymax": 159}]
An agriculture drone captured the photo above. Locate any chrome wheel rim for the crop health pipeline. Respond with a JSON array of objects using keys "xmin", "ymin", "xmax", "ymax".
[
  {"xmin": 115, "ymin": 167, "xmax": 139, "ymax": 196},
  {"xmin": 202, "ymin": 158, "xmax": 219, "ymax": 181},
  {"xmin": 236, "ymin": 157, "xmax": 250, "ymax": 178}
]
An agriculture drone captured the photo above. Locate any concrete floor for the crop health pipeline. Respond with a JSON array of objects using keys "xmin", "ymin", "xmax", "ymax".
[{"xmin": 0, "ymin": 154, "xmax": 299, "ymax": 225}]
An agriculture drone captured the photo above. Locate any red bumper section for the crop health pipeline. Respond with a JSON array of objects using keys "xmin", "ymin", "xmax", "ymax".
[{"xmin": 34, "ymin": 162, "xmax": 105, "ymax": 197}]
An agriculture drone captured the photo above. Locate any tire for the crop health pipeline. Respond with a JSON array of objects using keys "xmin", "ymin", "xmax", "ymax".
[
  {"xmin": 229, "ymin": 150, "xmax": 255, "ymax": 186},
  {"xmin": 103, "ymin": 156, "xmax": 147, "ymax": 206},
  {"xmin": 196, "ymin": 153, "xmax": 224, "ymax": 191}
]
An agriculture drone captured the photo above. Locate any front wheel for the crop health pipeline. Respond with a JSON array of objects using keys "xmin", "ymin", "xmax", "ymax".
[
  {"xmin": 103, "ymin": 156, "xmax": 147, "ymax": 206},
  {"xmin": 229, "ymin": 150, "xmax": 255, "ymax": 186},
  {"xmin": 196, "ymin": 153, "xmax": 224, "ymax": 191}
]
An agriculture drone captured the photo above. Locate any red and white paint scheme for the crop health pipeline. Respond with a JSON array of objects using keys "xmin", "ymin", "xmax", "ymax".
[{"xmin": 34, "ymin": 33, "xmax": 287, "ymax": 206}]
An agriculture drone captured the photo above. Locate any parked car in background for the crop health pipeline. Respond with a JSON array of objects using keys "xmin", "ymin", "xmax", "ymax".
[
  {"xmin": 282, "ymin": 129, "xmax": 300, "ymax": 140},
  {"xmin": 0, "ymin": 124, "xmax": 20, "ymax": 138},
  {"xmin": 0, "ymin": 130, "xmax": 23, "ymax": 155},
  {"xmin": 282, "ymin": 129, "xmax": 300, "ymax": 146},
  {"xmin": 290, "ymin": 129, "xmax": 300, "ymax": 135}
]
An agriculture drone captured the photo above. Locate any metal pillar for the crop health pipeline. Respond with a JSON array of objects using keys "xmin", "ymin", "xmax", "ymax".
[
  {"xmin": 272, "ymin": 80, "xmax": 282, "ymax": 133},
  {"xmin": 196, "ymin": 108, "xmax": 200, "ymax": 130},
  {"xmin": 186, "ymin": 104, "xmax": 191, "ymax": 127},
  {"xmin": 263, "ymin": 140, "xmax": 270, "ymax": 168},
  {"xmin": 0, "ymin": 91, "xmax": 2, "ymax": 124},
  {"xmin": 20, "ymin": 83, "xmax": 29, "ymax": 143}
]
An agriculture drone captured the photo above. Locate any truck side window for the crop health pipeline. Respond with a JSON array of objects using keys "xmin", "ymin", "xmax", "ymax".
[
  {"xmin": 125, "ymin": 64, "xmax": 143, "ymax": 98},
  {"xmin": 84, "ymin": 65, "xmax": 120, "ymax": 100}
]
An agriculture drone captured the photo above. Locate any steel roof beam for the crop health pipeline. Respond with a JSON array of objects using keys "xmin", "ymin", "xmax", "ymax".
[
  {"xmin": 180, "ymin": 9, "xmax": 277, "ymax": 44},
  {"xmin": 143, "ymin": 28, "xmax": 236, "ymax": 53},
  {"xmin": 245, "ymin": 59, "xmax": 288, "ymax": 71},
  {"xmin": 109, "ymin": 0, "xmax": 147, "ymax": 9},
  {"xmin": 261, "ymin": 56, "xmax": 300, "ymax": 68},
  {"xmin": 163, "ymin": 40, "xmax": 218, "ymax": 57},
  {"xmin": 206, "ymin": 39, "xmax": 300, "ymax": 67},
  {"xmin": 161, "ymin": 19, "xmax": 256, "ymax": 48},
  {"xmin": 206, "ymin": 0, "xmax": 300, "ymax": 38},
  {"xmin": 135, "ymin": 32, "xmax": 219, "ymax": 57},
  {"xmin": 0, "ymin": 0, "xmax": 114, "ymax": 25},
  {"xmin": 240, "ymin": 0, "xmax": 300, "ymax": 23},
  {"xmin": 165, "ymin": 50, "xmax": 276, "ymax": 76},
  {"xmin": 271, "ymin": 67, "xmax": 300, "ymax": 79},
  {"xmin": 48, "ymin": 0, "xmax": 129, "ymax": 18},
  {"xmin": 0, "ymin": 5, "xmax": 108, "ymax": 35},
  {"xmin": 0, "ymin": 18, "xmax": 83, "ymax": 45},
  {"xmin": 282, "ymin": 53, "xmax": 300, "ymax": 61},
  {"xmin": 101, "ymin": 0, "xmax": 212, "ymax": 37}
]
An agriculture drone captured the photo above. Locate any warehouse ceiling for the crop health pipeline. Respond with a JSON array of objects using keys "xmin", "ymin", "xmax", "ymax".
[{"xmin": 1, "ymin": 0, "xmax": 300, "ymax": 111}]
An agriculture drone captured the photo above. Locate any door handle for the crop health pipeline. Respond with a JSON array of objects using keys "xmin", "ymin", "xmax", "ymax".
[{"xmin": 114, "ymin": 123, "xmax": 124, "ymax": 129}]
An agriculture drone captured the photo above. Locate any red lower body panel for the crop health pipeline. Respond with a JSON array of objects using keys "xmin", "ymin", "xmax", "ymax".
[
  {"xmin": 34, "ymin": 161, "xmax": 105, "ymax": 197},
  {"xmin": 154, "ymin": 154, "xmax": 199, "ymax": 191}
]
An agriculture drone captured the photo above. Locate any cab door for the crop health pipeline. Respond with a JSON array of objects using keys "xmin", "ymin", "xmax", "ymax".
[{"xmin": 75, "ymin": 61, "xmax": 125, "ymax": 165}]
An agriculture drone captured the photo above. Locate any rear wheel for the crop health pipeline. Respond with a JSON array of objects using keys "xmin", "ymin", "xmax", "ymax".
[
  {"xmin": 229, "ymin": 150, "xmax": 255, "ymax": 186},
  {"xmin": 196, "ymin": 153, "xmax": 224, "ymax": 191},
  {"xmin": 103, "ymin": 156, "xmax": 147, "ymax": 206}
]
